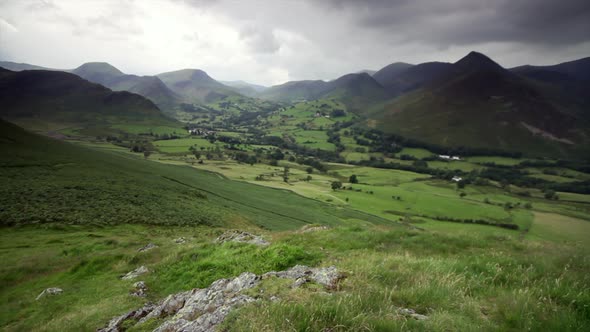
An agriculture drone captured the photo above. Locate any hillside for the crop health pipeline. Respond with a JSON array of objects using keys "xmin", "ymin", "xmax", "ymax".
[
  {"xmin": 259, "ymin": 73, "xmax": 387, "ymax": 112},
  {"xmin": 72, "ymin": 63, "xmax": 180, "ymax": 111},
  {"xmin": 0, "ymin": 118, "xmax": 389, "ymax": 229},
  {"xmin": 0, "ymin": 68, "xmax": 177, "ymax": 133},
  {"xmin": 157, "ymin": 69, "xmax": 240, "ymax": 104},
  {"xmin": 368, "ymin": 52, "xmax": 590, "ymax": 158}
]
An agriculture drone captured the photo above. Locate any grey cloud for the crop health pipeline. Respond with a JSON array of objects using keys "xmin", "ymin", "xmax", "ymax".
[
  {"xmin": 240, "ymin": 26, "xmax": 281, "ymax": 54},
  {"xmin": 318, "ymin": 0, "xmax": 590, "ymax": 46}
]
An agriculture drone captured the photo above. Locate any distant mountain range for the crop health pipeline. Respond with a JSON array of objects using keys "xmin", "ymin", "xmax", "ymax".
[
  {"xmin": 2, "ymin": 52, "xmax": 589, "ymax": 157},
  {"xmin": 0, "ymin": 61, "xmax": 256, "ymax": 111}
]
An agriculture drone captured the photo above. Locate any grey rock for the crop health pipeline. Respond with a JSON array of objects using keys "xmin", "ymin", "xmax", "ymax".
[
  {"xmin": 263, "ymin": 265, "xmax": 344, "ymax": 290},
  {"xmin": 174, "ymin": 237, "xmax": 187, "ymax": 244},
  {"xmin": 121, "ymin": 266, "xmax": 149, "ymax": 280},
  {"xmin": 298, "ymin": 225, "xmax": 330, "ymax": 233},
  {"xmin": 131, "ymin": 281, "xmax": 148, "ymax": 297},
  {"xmin": 138, "ymin": 243, "xmax": 158, "ymax": 252},
  {"xmin": 101, "ymin": 265, "xmax": 344, "ymax": 332},
  {"xmin": 215, "ymin": 230, "xmax": 270, "ymax": 246},
  {"xmin": 35, "ymin": 287, "xmax": 63, "ymax": 300},
  {"xmin": 398, "ymin": 308, "xmax": 428, "ymax": 320}
]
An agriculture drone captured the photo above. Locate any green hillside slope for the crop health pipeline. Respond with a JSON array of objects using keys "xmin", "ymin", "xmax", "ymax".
[{"xmin": 0, "ymin": 119, "xmax": 390, "ymax": 230}]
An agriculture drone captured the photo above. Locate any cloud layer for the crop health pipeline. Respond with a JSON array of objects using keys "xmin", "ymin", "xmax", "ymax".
[{"xmin": 0, "ymin": 0, "xmax": 588, "ymax": 85}]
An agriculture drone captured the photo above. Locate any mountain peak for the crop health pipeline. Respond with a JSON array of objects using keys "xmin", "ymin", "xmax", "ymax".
[
  {"xmin": 74, "ymin": 62, "xmax": 124, "ymax": 76},
  {"xmin": 454, "ymin": 51, "xmax": 504, "ymax": 72}
]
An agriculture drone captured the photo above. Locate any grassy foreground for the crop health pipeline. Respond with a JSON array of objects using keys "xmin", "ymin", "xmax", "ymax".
[{"xmin": 1, "ymin": 218, "xmax": 588, "ymax": 331}]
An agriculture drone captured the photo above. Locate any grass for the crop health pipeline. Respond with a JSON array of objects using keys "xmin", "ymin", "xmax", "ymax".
[
  {"xmin": 153, "ymin": 137, "xmax": 220, "ymax": 153},
  {"xmin": 221, "ymin": 222, "xmax": 590, "ymax": 331},
  {"xmin": 109, "ymin": 124, "xmax": 184, "ymax": 135},
  {"xmin": 0, "ymin": 120, "xmax": 393, "ymax": 230},
  {"xmin": 529, "ymin": 212, "xmax": 590, "ymax": 248},
  {"xmin": 3, "ymin": 218, "xmax": 589, "ymax": 331}
]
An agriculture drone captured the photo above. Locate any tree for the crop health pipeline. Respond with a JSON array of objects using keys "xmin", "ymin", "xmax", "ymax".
[
  {"xmin": 306, "ymin": 167, "xmax": 313, "ymax": 174},
  {"xmin": 143, "ymin": 151, "xmax": 151, "ymax": 159},
  {"xmin": 331, "ymin": 181, "xmax": 342, "ymax": 191},
  {"xmin": 544, "ymin": 189, "xmax": 558, "ymax": 200},
  {"xmin": 349, "ymin": 174, "xmax": 358, "ymax": 184},
  {"xmin": 412, "ymin": 160, "xmax": 428, "ymax": 168},
  {"xmin": 457, "ymin": 180, "xmax": 466, "ymax": 189},
  {"xmin": 459, "ymin": 192, "xmax": 467, "ymax": 198}
]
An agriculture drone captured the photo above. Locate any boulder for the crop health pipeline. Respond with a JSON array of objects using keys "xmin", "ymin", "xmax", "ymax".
[
  {"xmin": 131, "ymin": 281, "xmax": 148, "ymax": 297},
  {"xmin": 121, "ymin": 266, "xmax": 149, "ymax": 280},
  {"xmin": 138, "ymin": 243, "xmax": 158, "ymax": 252},
  {"xmin": 298, "ymin": 225, "xmax": 330, "ymax": 233},
  {"xmin": 35, "ymin": 287, "xmax": 63, "ymax": 300},
  {"xmin": 398, "ymin": 308, "xmax": 428, "ymax": 320},
  {"xmin": 174, "ymin": 237, "xmax": 187, "ymax": 244}
]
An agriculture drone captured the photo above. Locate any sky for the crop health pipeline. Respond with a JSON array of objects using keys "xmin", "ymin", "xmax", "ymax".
[{"xmin": 0, "ymin": 0, "xmax": 589, "ymax": 86}]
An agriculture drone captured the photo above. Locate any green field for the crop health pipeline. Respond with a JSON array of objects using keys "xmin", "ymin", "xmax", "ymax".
[{"xmin": 154, "ymin": 137, "xmax": 220, "ymax": 153}]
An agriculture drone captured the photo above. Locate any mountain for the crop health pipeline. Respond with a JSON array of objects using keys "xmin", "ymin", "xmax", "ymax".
[
  {"xmin": 0, "ymin": 68, "xmax": 176, "ymax": 132},
  {"xmin": 368, "ymin": 51, "xmax": 590, "ymax": 158},
  {"xmin": 372, "ymin": 62, "xmax": 414, "ymax": 87},
  {"xmin": 356, "ymin": 69, "xmax": 377, "ymax": 75},
  {"xmin": 511, "ymin": 57, "xmax": 590, "ymax": 82},
  {"xmin": 374, "ymin": 61, "xmax": 452, "ymax": 95},
  {"xmin": 72, "ymin": 62, "xmax": 180, "ymax": 111},
  {"xmin": 71, "ymin": 62, "xmax": 124, "ymax": 85},
  {"xmin": 221, "ymin": 80, "xmax": 268, "ymax": 97},
  {"xmin": 0, "ymin": 61, "xmax": 54, "ymax": 71},
  {"xmin": 258, "ymin": 73, "xmax": 387, "ymax": 111},
  {"xmin": 157, "ymin": 69, "xmax": 240, "ymax": 104}
]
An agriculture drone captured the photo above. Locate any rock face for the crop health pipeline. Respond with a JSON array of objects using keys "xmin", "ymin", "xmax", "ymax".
[
  {"xmin": 35, "ymin": 287, "xmax": 63, "ymax": 300},
  {"xmin": 99, "ymin": 265, "xmax": 344, "ymax": 332},
  {"xmin": 138, "ymin": 243, "xmax": 158, "ymax": 252},
  {"xmin": 121, "ymin": 266, "xmax": 149, "ymax": 280},
  {"xmin": 215, "ymin": 230, "xmax": 270, "ymax": 246}
]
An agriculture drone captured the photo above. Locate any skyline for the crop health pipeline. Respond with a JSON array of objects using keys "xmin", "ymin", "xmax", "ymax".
[{"xmin": 1, "ymin": 0, "xmax": 589, "ymax": 85}]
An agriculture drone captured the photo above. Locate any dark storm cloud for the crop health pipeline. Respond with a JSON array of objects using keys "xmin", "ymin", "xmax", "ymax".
[{"xmin": 319, "ymin": 0, "xmax": 590, "ymax": 46}]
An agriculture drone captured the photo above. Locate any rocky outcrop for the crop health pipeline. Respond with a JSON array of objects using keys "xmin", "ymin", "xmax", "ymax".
[
  {"xmin": 121, "ymin": 266, "xmax": 149, "ymax": 280},
  {"xmin": 99, "ymin": 265, "xmax": 344, "ymax": 332},
  {"xmin": 215, "ymin": 230, "xmax": 270, "ymax": 246},
  {"xmin": 35, "ymin": 287, "xmax": 63, "ymax": 300}
]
